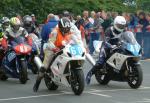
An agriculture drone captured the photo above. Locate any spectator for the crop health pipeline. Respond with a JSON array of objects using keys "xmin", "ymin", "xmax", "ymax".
[
  {"xmin": 41, "ymin": 13, "xmax": 58, "ymax": 43},
  {"xmin": 138, "ymin": 12, "xmax": 149, "ymax": 33},
  {"xmin": 82, "ymin": 10, "xmax": 91, "ymax": 44},
  {"xmin": 89, "ymin": 11, "xmax": 95, "ymax": 24},
  {"xmin": 101, "ymin": 12, "xmax": 113, "ymax": 32},
  {"xmin": 89, "ymin": 12, "xmax": 103, "ymax": 54},
  {"xmin": 127, "ymin": 14, "xmax": 139, "ymax": 32},
  {"xmin": 146, "ymin": 13, "xmax": 150, "ymax": 32},
  {"xmin": 31, "ymin": 14, "xmax": 38, "ymax": 27},
  {"xmin": 111, "ymin": 12, "xmax": 118, "ymax": 20},
  {"xmin": 40, "ymin": 13, "xmax": 58, "ymax": 59}
]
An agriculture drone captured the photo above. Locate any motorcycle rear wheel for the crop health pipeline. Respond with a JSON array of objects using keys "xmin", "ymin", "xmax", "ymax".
[{"xmin": 44, "ymin": 74, "xmax": 58, "ymax": 90}]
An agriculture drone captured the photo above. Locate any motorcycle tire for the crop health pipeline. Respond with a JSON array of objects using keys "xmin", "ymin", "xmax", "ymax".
[
  {"xmin": 0, "ymin": 69, "xmax": 8, "ymax": 81},
  {"xmin": 70, "ymin": 69, "xmax": 84, "ymax": 95},
  {"xmin": 95, "ymin": 70, "xmax": 110, "ymax": 85},
  {"xmin": 127, "ymin": 64, "xmax": 143, "ymax": 89},
  {"xmin": 1, "ymin": 74, "xmax": 8, "ymax": 81},
  {"xmin": 19, "ymin": 60, "xmax": 28, "ymax": 84},
  {"xmin": 44, "ymin": 74, "xmax": 58, "ymax": 90}
]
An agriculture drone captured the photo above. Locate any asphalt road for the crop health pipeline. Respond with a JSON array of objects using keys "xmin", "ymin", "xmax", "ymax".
[{"xmin": 0, "ymin": 60, "xmax": 150, "ymax": 103}]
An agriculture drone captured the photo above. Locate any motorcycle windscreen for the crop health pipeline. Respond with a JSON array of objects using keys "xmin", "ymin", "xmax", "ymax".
[
  {"xmin": 126, "ymin": 43, "xmax": 141, "ymax": 56},
  {"xmin": 122, "ymin": 31, "xmax": 141, "ymax": 56}
]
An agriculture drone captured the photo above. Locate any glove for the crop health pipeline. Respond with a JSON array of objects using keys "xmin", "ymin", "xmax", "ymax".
[
  {"xmin": 52, "ymin": 47, "xmax": 60, "ymax": 53},
  {"xmin": 1, "ymin": 38, "xmax": 8, "ymax": 50}
]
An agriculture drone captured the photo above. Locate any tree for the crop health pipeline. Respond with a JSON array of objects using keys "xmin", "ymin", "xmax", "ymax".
[{"xmin": 0, "ymin": 0, "xmax": 149, "ymax": 23}]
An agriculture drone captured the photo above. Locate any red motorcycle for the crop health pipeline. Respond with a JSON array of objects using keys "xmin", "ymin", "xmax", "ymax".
[{"xmin": 0, "ymin": 37, "xmax": 32, "ymax": 84}]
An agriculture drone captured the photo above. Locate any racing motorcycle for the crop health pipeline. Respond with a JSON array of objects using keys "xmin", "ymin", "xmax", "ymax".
[
  {"xmin": 0, "ymin": 37, "xmax": 32, "ymax": 84},
  {"xmin": 94, "ymin": 31, "xmax": 143, "ymax": 89},
  {"xmin": 44, "ymin": 42, "xmax": 86, "ymax": 95}
]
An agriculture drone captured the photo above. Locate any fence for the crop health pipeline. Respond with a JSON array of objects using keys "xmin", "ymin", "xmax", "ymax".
[
  {"xmin": 136, "ymin": 32, "xmax": 150, "ymax": 59},
  {"xmin": 129, "ymin": 25, "xmax": 150, "ymax": 59}
]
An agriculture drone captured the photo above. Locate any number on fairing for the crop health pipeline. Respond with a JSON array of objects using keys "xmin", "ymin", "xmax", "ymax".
[
  {"xmin": 20, "ymin": 45, "xmax": 27, "ymax": 52},
  {"xmin": 69, "ymin": 45, "xmax": 83, "ymax": 55}
]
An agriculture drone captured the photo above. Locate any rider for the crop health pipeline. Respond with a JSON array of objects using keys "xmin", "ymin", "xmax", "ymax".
[
  {"xmin": 86, "ymin": 16, "xmax": 127, "ymax": 84},
  {"xmin": 33, "ymin": 17, "xmax": 78, "ymax": 92},
  {"xmin": 23, "ymin": 15, "xmax": 38, "ymax": 36},
  {"xmin": 1, "ymin": 17, "xmax": 32, "ymax": 50},
  {"xmin": 1, "ymin": 17, "xmax": 10, "ymax": 31}
]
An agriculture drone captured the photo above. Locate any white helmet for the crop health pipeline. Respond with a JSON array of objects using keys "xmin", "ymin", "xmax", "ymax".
[{"xmin": 114, "ymin": 16, "xmax": 126, "ymax": 33}]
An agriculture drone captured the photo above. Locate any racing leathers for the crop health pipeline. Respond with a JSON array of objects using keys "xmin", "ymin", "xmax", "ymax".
[{"xmin": 1, "ymin": 26, "xmax": 32, "ymax": 50}]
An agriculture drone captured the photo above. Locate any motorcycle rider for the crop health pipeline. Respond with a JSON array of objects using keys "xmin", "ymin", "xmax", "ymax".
[
  {"xmin": 1, "ymin": 17, "xmax": 32, "ymax": 50},
  {"xmin": 1, "ymin": 17, "xmax": 10, "ymax": 31},
  {"xmin": 23, "ymin": 15, "xmax": 38, "ymax": 36},
  {"xmin": 62, "ymin": 11, "xmax": 83, "ymax": 48},
  {"xmin": 33, "ymin": 17, "xmax": 82, "ymax": 92},
  {"xmin": 86, "ymin": 16, "xmax": 127, "ymax": 84}
]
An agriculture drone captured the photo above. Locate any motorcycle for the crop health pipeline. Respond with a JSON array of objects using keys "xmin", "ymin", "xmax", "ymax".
[
  {"xmin": 28, "ymin": 33, "xmax": 41, "ymax": 74},
  {"xmin": 44, "ymin": 42, "xmax": 86, "ymax": 95},
  {"xmin": 0, "ymin": 36, "xmax": 32, "ymax": 84},
  {"xmin": 94, "ymin": 31, "xmax": 143, "ymax": 89}
]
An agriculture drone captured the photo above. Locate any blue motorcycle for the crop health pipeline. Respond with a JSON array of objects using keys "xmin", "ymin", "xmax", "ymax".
[{"xmin": 95, "ymin": 31, "xmax": 143, "ymax": 89}]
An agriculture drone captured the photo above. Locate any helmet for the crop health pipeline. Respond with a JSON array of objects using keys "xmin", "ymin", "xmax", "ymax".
[
  {"xmin": 114, "ymin": 16, "xmax": 126, "ymax": 33},
  {"xmin": 23, "ymin": 15, "xmax": 32, "ymax": 26},
  {"xmin": 1, "ymin": 17, "xmax": 10, "ymax": 30},
  {"xmin": 63, "ymin": 11, "xmax": 70, "ymax": 17},
  {"xmin": 10, "ymin": 17, "xmax": 21, "ymax": 31},
  {"xmin": 1, "ymin": 17, "xmax": 10, "ymax": 24},
  {"xmin": 58, "ymin": 17, "xmax": 71, "ymax": 35}
]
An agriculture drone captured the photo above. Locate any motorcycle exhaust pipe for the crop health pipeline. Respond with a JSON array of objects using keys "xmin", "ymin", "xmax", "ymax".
[{"xmin": 34, "ymin": 56, "xmax": 44, "ymax": 69}]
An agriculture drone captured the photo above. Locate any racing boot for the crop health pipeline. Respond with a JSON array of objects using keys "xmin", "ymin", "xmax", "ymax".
[
  {"xmin": 33, "ymin": 66, "xmax": 45, "ymax": 92},
  {"xmin": 86, "ymin": 64, "xmax": 102, "ymax": 85}
]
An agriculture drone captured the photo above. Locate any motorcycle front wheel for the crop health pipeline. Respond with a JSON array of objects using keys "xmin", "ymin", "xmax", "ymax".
[
  {"xmin": 127, "ymin": 64, "xmax": 143, "ymax": 89},
  {"xmin": 95, "ymin": 69, "xmax": 110, "ymax": 85},
  {"xmin": 0, "ymin": 69, "xmax": 8, "ymax": 81},
  {"xmin": 70, "ymin": 69, "xmax": 84, "ymax": 95},
  {"xmin": 19, "ymin": 60, "xmax": 28, "ymax": 84}
]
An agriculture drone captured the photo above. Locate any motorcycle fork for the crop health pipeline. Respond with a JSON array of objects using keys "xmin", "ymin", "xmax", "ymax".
[{"xmin": 125, "ymin": 60, "xmax": 133, "ymax": 77}]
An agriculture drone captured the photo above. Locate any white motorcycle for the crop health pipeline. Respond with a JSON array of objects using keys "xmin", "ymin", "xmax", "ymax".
[{"xmin": 44, "ymin": 43, "xmax": 86, "ymax": 95}]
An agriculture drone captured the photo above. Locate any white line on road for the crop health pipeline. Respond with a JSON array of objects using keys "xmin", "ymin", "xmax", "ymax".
[
  {"xmin": 88, "ymin": 92, "xmax": 112, "ymax": 98},
  {"xmin": 0, "ymin": 92, "xmax": 68, "ymax": 101},
  {"xmin": 90, "ymin": 86, "xmax": 150, "ymax": 92}
]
